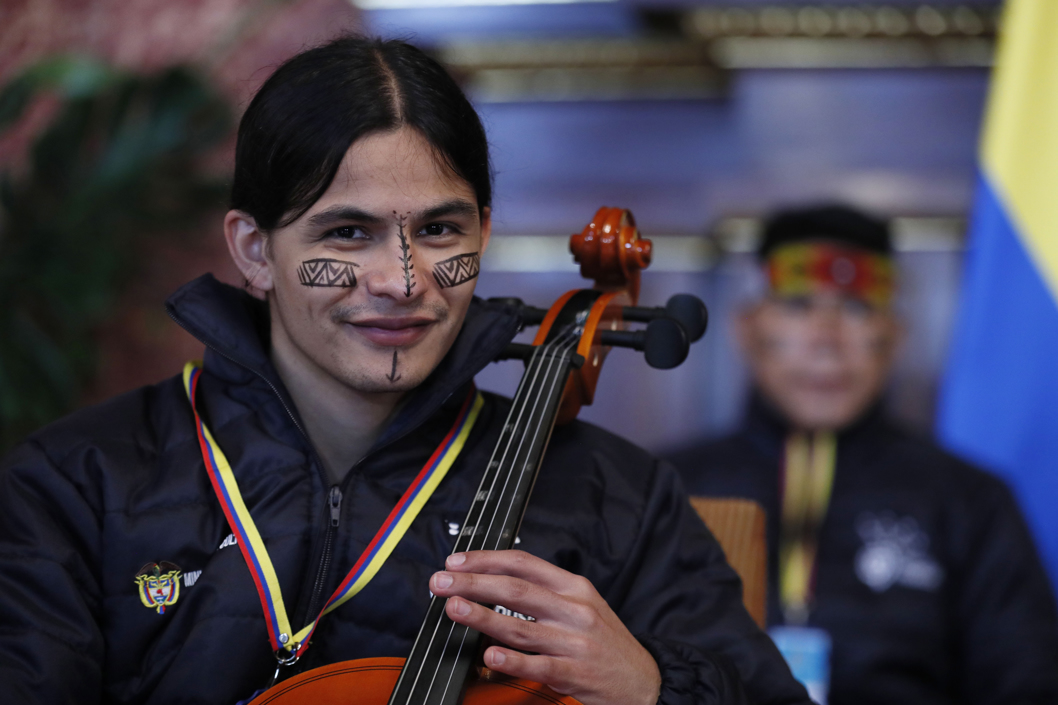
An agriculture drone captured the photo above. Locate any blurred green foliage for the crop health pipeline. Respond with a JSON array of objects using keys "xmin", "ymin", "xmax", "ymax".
[{"xmin": 0, "ymin": 57, "xmax": 231, "ymax": 452}]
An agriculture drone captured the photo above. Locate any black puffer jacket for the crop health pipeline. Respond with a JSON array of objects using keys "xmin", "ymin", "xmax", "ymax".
[
  {"xmin": 0, "ymin": 276, "xmax": 808, "ymax": 705},
  {"xmin": 668, "ymin": 397, "xmax": 1058, "ymax": 705}
]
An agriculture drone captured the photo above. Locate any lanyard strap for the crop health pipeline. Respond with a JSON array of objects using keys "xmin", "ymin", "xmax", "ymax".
[
  {"xmin": 778, "ymin": 431, "xmax": 836, "ymax": 625},
  {"xmin": 182, "ymin": 361, "xmax": 484, "ymax": 659}
]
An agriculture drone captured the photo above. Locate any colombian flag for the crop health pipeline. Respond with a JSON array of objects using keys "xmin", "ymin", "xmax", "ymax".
[{"xmin": 937, "ymin": 0, "xmax": 1058, "ymax": 592}]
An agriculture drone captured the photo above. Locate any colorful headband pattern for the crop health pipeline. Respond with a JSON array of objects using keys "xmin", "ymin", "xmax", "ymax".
[{"xmin": 766, "ymin": 242, "xmax": 895, "ymax": 307}]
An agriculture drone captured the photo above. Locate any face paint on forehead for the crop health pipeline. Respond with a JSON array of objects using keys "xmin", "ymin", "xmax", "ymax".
[
  {"xmin": 297, "ymin": 258, "xmax": 359, "ymax": 288},
  {"xmin": 433, "ymin": 252, "xmax": 480, "ymax": 289},
  {"xmin": 395, "ymin": 211, "xmax": 416, "ymax": 298}
]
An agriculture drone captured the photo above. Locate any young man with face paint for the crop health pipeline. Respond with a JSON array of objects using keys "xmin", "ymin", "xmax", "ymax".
[
  {"xmin": 0, "ymin": 38, "xmax": 811, "ymax": 705},
  {"xmin": 669, "ymin": 205, "xmax": 1058, "ymax": 705}
]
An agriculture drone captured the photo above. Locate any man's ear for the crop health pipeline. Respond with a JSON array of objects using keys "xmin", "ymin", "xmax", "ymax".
[
  {"xmin": 479, "ymin": 206, "xmax": 492, "ymax": 256},
  {"xmin": 224, "ymin": 210, "xmax": 273, "ymax": 301}
]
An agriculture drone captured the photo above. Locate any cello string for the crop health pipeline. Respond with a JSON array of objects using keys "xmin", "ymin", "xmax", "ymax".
[
  {"xmin": 485, "ymin": 333, "xmax": 579, "ymax": 552},
  {"xmin": 427, "ymin": 332, "xmax": 578, "ymax": 705},
  {"xmin": 460, "ymin": 331, "xmax": 569, "ymax": 549},
  {"xmin": 423, "ymin": 330, "xmax": 577, "ymax": 703},
  {"xmin": 399, "ymin": 327, "xmax": 577, "ymax": 705},
  {"xmin": 426, "ymin": 331, "xmax": 580, "ymax": 705},
  {"xmin": 406, "ymin": 330, "xmax": 574, "ymax": 705},
  {"xmin": 471, "ymin": 329, "xmax": 578, "ymax": 552},
  {"xmin": 387, "ymin": 371, "xmax": 546, "ymax": 705},
  {"xmin": 422, "ymin": 329, "xmax": 579, "ymax": 704},
  {"xmin": 484, "ymin": 330, "xmax": 579, "ymax": 550}
]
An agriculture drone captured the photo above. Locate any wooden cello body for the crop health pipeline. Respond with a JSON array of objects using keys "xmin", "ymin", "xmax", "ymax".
[
  {"xmin": 249, "ymin": 207, "xmax": 701, "ymax": 705},
  {"xmin": 246, "ymin": 657, "xmax": 572, "ymax": 705}
]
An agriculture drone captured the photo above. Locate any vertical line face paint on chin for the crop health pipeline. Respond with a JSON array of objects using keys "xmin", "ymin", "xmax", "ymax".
[
  {"xmin": 297, "ymin": 258, "xmax": 359, "ymax": 288},
  {"xmin": 433, "ymin": 252, "xmax": 480, "ymax": 289},
  {"xmin": 386, "ymin": 350, "xmax": 402, "ymax": 383},
  {"xmin": 395, "ymin": 212, "xmax": 416, "ymax": 297}
]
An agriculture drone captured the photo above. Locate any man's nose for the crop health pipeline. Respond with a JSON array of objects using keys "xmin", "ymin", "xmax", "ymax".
[
  {"xmin": 808, "ymin": 302, "xmax": 843, "ymax": 348},
  {"xmin": 361, "ymin": 236, "xmax": 425, "ymax": 301}
]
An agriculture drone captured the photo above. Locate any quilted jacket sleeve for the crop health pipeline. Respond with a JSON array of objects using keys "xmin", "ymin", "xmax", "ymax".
[
  {"xmin": 953, "ymin": 475, "xmax": 1058, "ymax": 705},
  {"xmin": 638, "ymin": 635, "xmax": 750, "ymax": 705},
  {"xmin": 606, "ymin": 458, "xmax": 810, "ymax": 705},
  {"xmin": 0, "ymin": 438, "xmax": 105, "ymax": 705}
]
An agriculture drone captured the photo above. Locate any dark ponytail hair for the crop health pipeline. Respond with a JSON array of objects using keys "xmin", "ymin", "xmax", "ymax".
[{"xmin": 230, "ymin": 36, "xmax": 491, "ymax": 231}]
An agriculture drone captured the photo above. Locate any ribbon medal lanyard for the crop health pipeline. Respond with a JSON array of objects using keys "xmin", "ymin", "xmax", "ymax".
[
  {"xmin": 778, "ymin": 431, "xmax": 836, "ymax": 626},
  {"xmin": 182, "ymin": 362, "xmax": 484, "ymax": 670},
  {"xmin": 772, "ymin": 431, "xmax": 837, "ymax": 705}
]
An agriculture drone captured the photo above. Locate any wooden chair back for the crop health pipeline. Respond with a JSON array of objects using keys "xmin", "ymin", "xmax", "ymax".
[{"xmin": 690, "ymin": 496, "xmax": 768, "ymax": 629}]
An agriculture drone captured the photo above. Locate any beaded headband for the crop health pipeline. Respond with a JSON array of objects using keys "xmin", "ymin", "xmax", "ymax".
[{"xmin": 766, "ymin": 242, "xmax": 894, "ymax": 307}]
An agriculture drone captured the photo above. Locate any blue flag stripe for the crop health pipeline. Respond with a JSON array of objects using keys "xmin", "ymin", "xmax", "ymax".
[{"xmin": 938, "ymin": 173, "xmax": 1058, "ymax": 592}]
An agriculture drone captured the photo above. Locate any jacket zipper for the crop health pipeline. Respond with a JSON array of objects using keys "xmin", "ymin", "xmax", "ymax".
[
  {"xmin": 305, "ymin": 486, "xmax": 343, "ymax": 623},
  {"xmin": 165, "ymin": 323, "xmax": 345, "ymax": 635},
  {"xmin": 169, "ymin": 313, "xmax": 475, "ymax": 648}
]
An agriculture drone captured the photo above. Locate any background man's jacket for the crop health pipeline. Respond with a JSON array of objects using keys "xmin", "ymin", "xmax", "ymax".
[{"xmin": 669, "ymin": 398, "xmax": 1058, "ymax": 705}]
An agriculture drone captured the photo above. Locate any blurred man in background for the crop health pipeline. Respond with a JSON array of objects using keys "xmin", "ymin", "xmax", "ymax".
[{"xmin": 668, "ymin": 205, "xmax": 1058, "ymax": 705}]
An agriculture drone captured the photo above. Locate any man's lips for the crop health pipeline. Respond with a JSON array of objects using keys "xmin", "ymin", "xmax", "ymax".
[
  {"xmin": 794, "ymin": 377, "xmax": 852, "ymax": 394},
  {"xmin": 345, "ymin": 316, "xmax": 436, "ymax": 346}
]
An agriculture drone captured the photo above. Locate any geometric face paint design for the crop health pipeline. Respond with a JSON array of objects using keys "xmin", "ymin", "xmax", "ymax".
[
  {"xmin": 433, "ymin": 252, "xmax": 480, "ymax": 289},
  {"xmin": 395, "ymin": 212, "xmax": 416, "ymax": 298},
  {"xmin": 297, "ymin": 258, "xmax": 359, "ymax": 288}
]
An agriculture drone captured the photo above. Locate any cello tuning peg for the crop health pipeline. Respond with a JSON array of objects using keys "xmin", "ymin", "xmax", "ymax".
[
  {"xmin": 488, "ymin": 297, "xmax": 548, "ymax": 328},
  {"xmin": 496, "ymin": 342, "xmax": 536, "ymax": 362},
  {"xmin": 642, "ymin": 317, "xmax": 690, "ymax": 369},
  {"xmin": 663, "ymin": 294, "xmax": 708, "ymax": 342},
  {"xmin": 621, "ymin": 294, "xmax": 708, "ymax": 343},
  {"xmin": 599, "ymin": 317, "xmax": 689, "ymax": 370}
]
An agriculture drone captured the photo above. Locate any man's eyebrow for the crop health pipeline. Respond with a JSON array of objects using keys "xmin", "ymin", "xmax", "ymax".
[
  {"xmin": 307, "ymin": 206, "xmax": 386, "ymax": 228},
  {"xmin": 419, "ymin": 200, "xmax": 479, "ymax": 221},
  {"xmin": 306, "ymin": 200, "xmax": 479, "ymax": 228}
]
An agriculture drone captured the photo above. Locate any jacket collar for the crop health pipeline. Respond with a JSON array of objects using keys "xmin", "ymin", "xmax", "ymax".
[
  {"xmin": 741, "ymin": 390, "xmax": 889, "ymax": 461},
  {"xmin": 165, "ymin": 274, "xmax": 522, "ymax": 450}
]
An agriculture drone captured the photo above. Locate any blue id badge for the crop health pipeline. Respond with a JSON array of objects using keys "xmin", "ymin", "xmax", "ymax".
[{"xmin": 768, "ymin": 626, "xmax": 831, "ymax": 704}]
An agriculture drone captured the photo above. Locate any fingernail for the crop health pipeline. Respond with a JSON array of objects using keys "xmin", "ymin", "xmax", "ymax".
[
  {"xmin": 447, "ymin": 553, "xmax": 466, "ymax": 567},
  {"xmin": 453, "ymin": 598, "xmax": 471, "ymax": 616},
  {"xmin": 490, "ymin": 649, "xmax": 506, "ymax": 666},
  {"xmin": 434, "ymin": 572, "xmax": 453, "ymax": 589}
]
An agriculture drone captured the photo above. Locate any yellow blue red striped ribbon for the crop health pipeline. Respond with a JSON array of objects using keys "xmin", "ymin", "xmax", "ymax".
[
  {"xmin": 778, "ymin": 432, "xmax": 836, "ymax": 625},
  {"xmin": 182, "ymin": 361, "xmax": 484, "ymax": 657}
]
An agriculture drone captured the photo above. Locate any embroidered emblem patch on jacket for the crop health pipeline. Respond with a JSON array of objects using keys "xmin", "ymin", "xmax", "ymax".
[
  {"xmin": 854, "ymin": 512, "xmax": 944, "ymax": 593},
  {"xmin": 134, "ymin": 561, "xmax": 182, "ymax": 614}
]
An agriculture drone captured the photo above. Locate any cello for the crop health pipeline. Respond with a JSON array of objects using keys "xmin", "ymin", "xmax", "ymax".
[{"xmin": 249, "ymin": 207, "xmax": 708, "ymax": 705}]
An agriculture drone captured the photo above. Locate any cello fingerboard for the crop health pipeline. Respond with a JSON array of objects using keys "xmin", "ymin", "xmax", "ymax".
[{"xmin": 387, "ymin": 313, "xmax": 586, "ymax": 705}]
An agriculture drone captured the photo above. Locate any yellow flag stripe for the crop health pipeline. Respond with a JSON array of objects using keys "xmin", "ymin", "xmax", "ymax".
[{"xmin": 981, "ymin": 0, "xmax": 1058, "ymax": 298}]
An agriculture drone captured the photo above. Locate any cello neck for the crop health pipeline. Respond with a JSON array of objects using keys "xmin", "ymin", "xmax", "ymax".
[{"xmin": 387, "ymin": 323, "xmax": 583, "ymax": 705}]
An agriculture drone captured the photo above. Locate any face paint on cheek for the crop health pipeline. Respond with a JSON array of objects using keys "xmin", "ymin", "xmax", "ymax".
[
  {"xmin": 433, "ymin": 252, "xmax": 480, "ymax": 289},
  {"xmin": 394, "ymin": 212, "xmax": 416, "ymax": 297},
  {"xmin": 386, "ymin": 350, "xmax": 402, "ymax": 383},
  {"xmin": 297, "ymin": 258, "xmax": 359, "ymax": 288}
]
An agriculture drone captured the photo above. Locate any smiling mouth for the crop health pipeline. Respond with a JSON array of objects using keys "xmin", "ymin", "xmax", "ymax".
[
  {"xmin": 796, "ymin": 378, "xmax": 852, "ymax": 394},
  {"xmin": 346, "ymin": 316, "xmax": 436, "ymax": 346}
]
